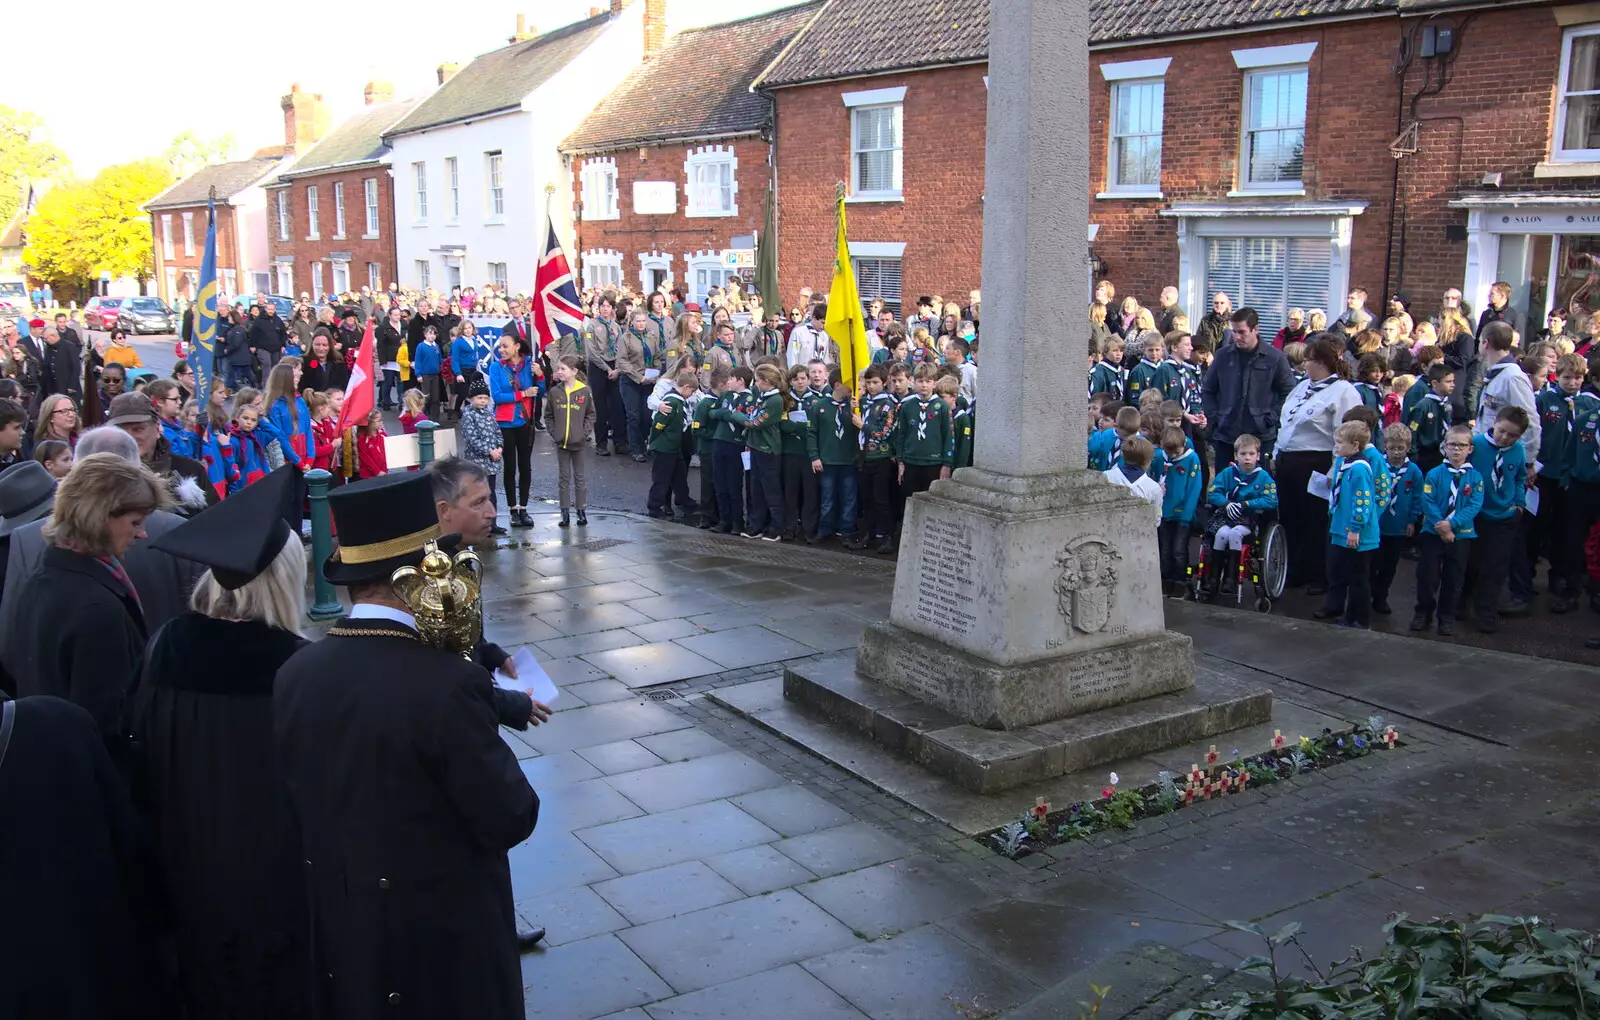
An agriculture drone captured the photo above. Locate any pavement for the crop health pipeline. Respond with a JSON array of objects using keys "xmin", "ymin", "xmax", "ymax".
[{"xmin": 126, "ymin": 332, "xmax": 1600, "ymax": 1017}]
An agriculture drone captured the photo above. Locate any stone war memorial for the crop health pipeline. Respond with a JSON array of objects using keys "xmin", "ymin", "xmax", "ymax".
[{"xmin": 752, "ymin": 0, "xmax": 1275, "ymax": 811}]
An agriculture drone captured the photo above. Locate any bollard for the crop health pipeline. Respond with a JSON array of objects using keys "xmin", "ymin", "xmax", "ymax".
[
  {"xmin": 305, "ymin": 468, "xmax": 344, "ymax": 620},
  {"xmin": 416, "ymin": 419, "xmax": 437, "ymax": 467}
]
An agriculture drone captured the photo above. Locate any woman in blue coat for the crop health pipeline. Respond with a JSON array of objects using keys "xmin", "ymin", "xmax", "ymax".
[{"xmin": 488, "ymin": 333, "xmax": 541, "ymax": 527}]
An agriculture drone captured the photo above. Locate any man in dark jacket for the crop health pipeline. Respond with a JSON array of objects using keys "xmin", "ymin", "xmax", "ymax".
[
  {"xmin": 1200, "ymin": 306, "xmax": 1296, "ymax": 465},
  {"xmin": 378, "ymin": 305, "xmax": 407, "ymax": 410},
  {"xmin": 1197, "ymin": 292, "xmax": 1234, "ymax": 351},
  {"xmin": 274, "ymin": 472, "xmax": 538, "ymax": 1020},
  {"xmin": 249, "ymin": 297, "xmax": 288, "ymax": 378},
  {"xmin": 1476, "ymin": 281, "xmax": 1527, "ymax": 340},
  {"xmin": 53, "ymin": 312, "xmax": 82, "ymax": 350},
  {"xmin": 38, "ymin": 325, "xmax": 82, "ymax": 402}
]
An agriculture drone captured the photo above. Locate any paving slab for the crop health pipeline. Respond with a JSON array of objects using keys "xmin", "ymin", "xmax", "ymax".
[
  {"xmin": 526, "ymin": 778, "xmax": 648, "ymax": 835},
  {"xmin": 796, "ymin": 856, "xmax": 995, "ymax": 939},
  {"xmin": 564, "ymin": 678, "xmax": 637, "ymax": 705},
  {"xmin": 575, "ymin": 799, "xmax": 781, "ymax": 875},
  {"xmin": 519, "ymin": 700, "xmax": 693, "ymax": 755},
  {"xmin": 626, "ymin": 592, "xmax": 737, "ymax": 621},
  {"xmin": 540, "ymin": 628, "xmax": 648, "ymax": 659},
  {"xmin": 541, "ymin": 655, "xmax": 614, "ymax": 687},
  {"xmin": 702, "ymin": 844, "xmax": 819, "ymax": 896},
  {"xmin": 672, "ymin": 625, "xmax": 819, "ymax": 669},
  {"xmin": 563, "ymin": 580, "xmax": 663, "ymax": 606},
  {"xmin": 592, "ymin": 860, "xmax": 746, "ymax": 925},
  {"xmin": 727, "ymin": 785, "xmax": 857, "ymax": 838},
  {"xmin": 582, "ymin": 642, "xmax": 724, "ymax": 689},
  {"xmin": 538, "ymin": 602, "xmax": 655, "ymax": 636},
  {"xmin": 772, "ymin": 821, "xmax": 908, "ymax": 878},
  {"xmin": 484, "ymin": 614, "xmax": 565, "ymax": 646},
  {"xmin": 686, "ymin": 608, "xmax": 777, "ymax": 632},
  {"xmin": 511, "ymin": 831, "xmax": 619, "ymax": 898},
  {"xmin": 512, "ymin": 884, "xmax": 629, "ymax": 947},
  {"xmin": 628, "ymin": 618, "xmax": 705, "ymax": 643},
  {"xmin": 603, "ymin": 751, "xmax": 788, "ymax": 813},
  {"xmin": 801, "ymin": 924, "xmax": 1040, "ymax": 1020},
  {"xmin": 499, "ymin": 728, "xmax": 539, "ymax": 761},
  {"xmin": 617, "ymin": 889, "xmax": 860, "ymax": 994},
  {"xmin": 576, "ymin": 739, "xmax": 667, "ymax": 776},
  {"xmin": 519, "ymin": 750, "xmax": 603, "ymax": 790},
  {"xmin": 635, "ymin": 728, "xmax": 733, "ymax": 762},
  {"xmin": 642, "ymin": 964, "xmax": 868, "ymax": 1020},
  {"xmin": 522, "ymin": 933, "xmax": 672, "ymax": 1020}
]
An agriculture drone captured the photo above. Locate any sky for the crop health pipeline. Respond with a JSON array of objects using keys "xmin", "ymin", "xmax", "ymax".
[{"xmin": 15, "ymin": 0, "xmax": 797, "ymax": 178}]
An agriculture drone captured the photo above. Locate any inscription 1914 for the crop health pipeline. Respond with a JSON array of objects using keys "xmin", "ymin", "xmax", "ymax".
[{"xmin": 911, "ymin": 517, "xmax": 978, "ymax": 637}]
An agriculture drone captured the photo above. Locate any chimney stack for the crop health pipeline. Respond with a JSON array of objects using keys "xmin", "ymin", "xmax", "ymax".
[
  {"xmin": 510, "ymin": 13, "xmax": 537, "ymax": 43},
  {"xmin": 643, "ymin": 0, "xmax": 666, "ymax": 60},
  {"xmin": 280, "ymin": 83, "xmax": 332, "ymax": 154},
  {"xmin": 436, "ymin": 62, "xmax": 459, "ymax": 85},
  {"xmin": 590, "ymin": 5, "xmax": 603, "ymax": 15},
  {"xmin": 363, "ymin": 80, "xmax": 394, "ymax": 106}
]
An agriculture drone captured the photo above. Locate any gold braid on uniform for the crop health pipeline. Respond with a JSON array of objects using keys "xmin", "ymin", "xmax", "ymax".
[{"xmin": 326, "ymin": 624, "xmax": 419, "ymax": 641}]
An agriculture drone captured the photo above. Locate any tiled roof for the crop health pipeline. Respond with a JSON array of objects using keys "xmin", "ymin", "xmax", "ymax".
[
  {"xmin": 144, "ymin": 156, "xmax": 284, "ymax": 210},
  {"xmin": 0, "ymin": 211, "xmax": 22, "ymax": 249},
  {"xmin": 385, "ymin": 13, "xmax": 612, "ymax": 138},
  {"xmin": 757, "ymin": 0, "xmax": 1396, "ymax": 88},
  {"xmin": 561, "ymin": 3, "xmax": 823, "ymax": 153},
  {"xmin": 277, "ymin": 99, "xmax": 421, "ymax": 180}
]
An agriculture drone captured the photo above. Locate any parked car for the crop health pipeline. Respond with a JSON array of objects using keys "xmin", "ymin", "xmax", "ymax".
[
  {"xmin": 118, "ymin": 296, "xmax": 178, "ymax": 334},
  {"xmin": 82, "ymin": 296, "xmax": 125, "ymax": 330},
  {"xmin": 0, "ymin": 279, "xmax": 30, "ymax": 317},
  {"xmin": 265, "ymin": 295, "xmax": 294, "ymax": 319}
]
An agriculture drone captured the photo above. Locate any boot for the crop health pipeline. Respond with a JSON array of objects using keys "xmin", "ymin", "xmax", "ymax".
[
  {"xmin": 511, "ymin": 507, "xmax": 534, "ymax": 528},
  {"xmin": 558, "ymin": 510, "xmax": 571, "ymax": 528},
  {"xmin": 576, "ymin": 510, "xmax": 588, "ymax": 526}
]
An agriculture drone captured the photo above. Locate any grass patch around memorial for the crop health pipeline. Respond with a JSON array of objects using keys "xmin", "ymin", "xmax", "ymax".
[{"xmin": 983, "ymin": 717, "xmax": 1402, "ymax": 859}]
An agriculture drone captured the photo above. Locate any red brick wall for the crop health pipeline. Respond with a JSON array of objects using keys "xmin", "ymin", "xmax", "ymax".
[
  {"xmin": 266, "ymin": 165, "xmax": 400, "ymax": 296},
  {"xmin": 151, "ymin": 204, "xmax": 240, "ymax": 301},
  {"xmin": 568, "ymin": 135, "xmax": 773, "ymax": 293},
  {"xmin": 773, "ymin": 64, "xmax": 988, "ymax": 311}
]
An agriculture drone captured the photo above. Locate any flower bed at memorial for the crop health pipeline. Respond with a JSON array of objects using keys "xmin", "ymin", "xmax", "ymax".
[{"xmin": 984, "ymin": 717, "xmax": 1402, "ymax": 859}]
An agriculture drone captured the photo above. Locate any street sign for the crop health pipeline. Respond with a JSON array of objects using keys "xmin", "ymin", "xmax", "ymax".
[{"xmin": 722, "ymin": 249, "xmax": 755, "ymax": 269}]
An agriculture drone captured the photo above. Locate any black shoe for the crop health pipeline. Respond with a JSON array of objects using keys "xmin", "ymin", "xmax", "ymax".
[
  {"xmin": 1499, "ymin": 599, "xmax": 1533, "ymax": 618},
  {"xmin": 576, "ymin": 511, "xmax": 588, "ymax": 526},
  {"xmin": 1306, "ymin": 583, "xmax": 1328, "ymax": 597},
  {"xmin": 1408, "ymin": 613, "xmax": 1430, "ymax": 632},
  {"xmin": 805, "ymin": 534, "xmax": 820, "ymax": 545},
  {"xmin": 875, "ymin": 537, "xmax": 895, "ymax": 555},
  {"xmin": 1437, "ymin": 619, "xmax": 1456, "ymax": 636},
  {"xmin": 489, "ymin": 524, "xmax": 509, "ymax": 536},
  {"xmin": 1552, "ymin": 596, "xmax": 1579, "ymax": 614},
  {"xmin": 697, "ymin": 518, "xmax": 718, "ymax": 530},
  {"xmin": 632, "ymin": 453, "xmax": 648, "ymax": 463},
  {"xmin": 558, "ymin": 510, "xmax": 571, "ymax": 528},
  {"xmin": 516, "ymin": 921, "xmax": 547, "ymax": 950},
  {"xmin": 596, "ymin": 446, "xmax": 612, "ymax": 457},
  {"xmin": 717, "ymin": 523, "xmax": 735, "ymax": 535},
  {"xmin": 533, "ymin": 420, "xmax": 547, "ymax": 431},
  {"xmin": 1311, "ymin": 607, "xmax": 1340, "ymax": 620},
  {"xmin": 1372, "ymin": 600, "xmax": 1393, "ymax": 615},
  {"xmin": 1475, "ymin": 617, "xmax": 1499, "ymax": 634},
  {"xmin": 1337, "ymin": 620, "xmax": 1367, "ymax": 629},
  {"xmin": 511, "ymin": 508, "xmax": 534, "ymax": 528},
  {"xmin": 646, "ymin": 509, "xmax": 667, "ymax": 519},
  {"xmin": 843, "ymin": 536, "xmax": 866, "ymax": 551}
]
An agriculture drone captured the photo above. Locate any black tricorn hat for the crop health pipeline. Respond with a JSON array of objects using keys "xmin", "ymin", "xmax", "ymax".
[
  {"xmin": 152, "ymin": 465, "xmax": 298, "ymax": 589},
  {"xmin": 322, "ymin": 471, "xmax": 455, "ymax": 587}
]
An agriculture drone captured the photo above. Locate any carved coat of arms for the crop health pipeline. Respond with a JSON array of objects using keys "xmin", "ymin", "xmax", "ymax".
[{"xmin": 1053, "ymin": 538, "xmax": 1120, "ymax": 633}]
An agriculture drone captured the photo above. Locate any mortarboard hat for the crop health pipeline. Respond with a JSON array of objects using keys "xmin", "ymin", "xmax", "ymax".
[{"xmin": 152, "ymin": 465, "xmax": 299, "ymax": 590}]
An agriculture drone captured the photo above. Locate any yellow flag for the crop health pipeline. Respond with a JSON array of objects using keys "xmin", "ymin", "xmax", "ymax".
[{"xmin": 824, "ymin": 194, "xmax": 871, "ymax": 396}]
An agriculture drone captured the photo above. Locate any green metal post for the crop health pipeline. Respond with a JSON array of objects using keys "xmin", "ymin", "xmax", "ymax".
[
  {"xmin": 416, "ymin": 419, "xmax": 437, "ymax": 467},
  {"xmin": 305, "ymin": 468, "xmax": 343, "ymax": 620}
]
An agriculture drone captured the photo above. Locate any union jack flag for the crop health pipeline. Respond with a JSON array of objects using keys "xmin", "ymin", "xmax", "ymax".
[{"xmin": 531, "ymin": 222, "xmax": 584, "ymax": 353}]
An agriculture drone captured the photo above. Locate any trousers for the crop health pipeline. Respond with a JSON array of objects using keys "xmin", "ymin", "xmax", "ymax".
[
  {"xmin": 1369, "ymin": 533, "xmax": 1406, "ymax": 605},
  {"xmin": 1416, "ymin": 532, "xmax": 1471, "ymax": 620},
  {"xmin": 499, "ymin": 423, "xmax": 533, "ymax": 506},
  {"xmin": 647, "ymin": 449, "xmax": 690, "ymax": 514},
  {"xmin": 817, "ymin": 464, "xmax": 859, "ymax": 538},
  {"xmin": 746, "ymin": 449, "xmax": 788, "ymax": 536},
  {"xmin": 860, "ymin": 458, "xmax": 895, "ymax": 538},
  {"xmin": 1470, "ymin": 515, "xmax": 1518, "ymax": 623},
  {"xmin": 1158, "ymin": 521, "xmax": 1191, "ymax": 582},
  {"xmin": 556, "ymin": 445, "xmax": 587, "ymax": 509},
  {"xmin": 1323, "ymin": 544, "xmax": 1373, "ymax": 626},
  {"xmin": 711, "ymin": 441, "xmax": 745, "ymax": 531},
  {"xmin": 781, "ymin": 452, "xmax": 819, "ymax": 537}
]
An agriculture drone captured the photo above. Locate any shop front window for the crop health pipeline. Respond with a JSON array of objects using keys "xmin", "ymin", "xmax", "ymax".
[{"xmin": 1557, "ymin": 235, "xmax": 1600, "ymax": 328}]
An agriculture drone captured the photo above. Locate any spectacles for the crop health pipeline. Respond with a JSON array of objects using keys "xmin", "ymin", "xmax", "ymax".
[
  {"xmin": 52, "ymin": 407, "xmax": 76, "ymax": 417},
  {"xmin": 1444, "ymin": 442, "xmax": 1472, "ymax": 450}
]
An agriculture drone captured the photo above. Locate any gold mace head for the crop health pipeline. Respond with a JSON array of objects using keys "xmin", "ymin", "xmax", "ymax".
[{"xmin": 391, "ymin": 541, "xmax": 484, "ymax": 658}]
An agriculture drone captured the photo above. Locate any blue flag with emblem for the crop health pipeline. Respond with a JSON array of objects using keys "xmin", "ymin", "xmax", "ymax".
[{"xmin": 192, "ymin": 197, "xmax": 219, "ymax": 401}]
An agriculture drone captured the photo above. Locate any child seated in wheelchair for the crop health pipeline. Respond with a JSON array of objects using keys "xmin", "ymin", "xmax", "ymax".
[{"xmin": 1201, "ymin": 433, "xmax": 1280, "ymax": 591}]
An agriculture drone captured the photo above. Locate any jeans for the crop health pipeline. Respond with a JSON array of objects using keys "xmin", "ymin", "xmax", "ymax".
[
  {"xmin": 380, "ymin": 368, "xmax": 401, "ymax": 409},
  {"xmin": 1323, "ymin": 544, "xmax": 1373, "ymax": 626},
  {"xmin": 1158, "ymin": 520, "xmax": 1191, "ymax": 584},
  {"xmin": 817, "ymin": 464, "xmax": 859, "ymax": 538},
  {"xmin": 622, "ymin": 378, "xmax": 651, "ymax": 454}
]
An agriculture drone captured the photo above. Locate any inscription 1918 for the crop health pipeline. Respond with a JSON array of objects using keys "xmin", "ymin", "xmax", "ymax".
[{"xmin": 911, "ymin": 517, "xmax": 977, "ymax": 637}]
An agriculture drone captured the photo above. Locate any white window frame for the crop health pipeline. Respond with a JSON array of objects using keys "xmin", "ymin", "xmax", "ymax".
[
  {"xmin": 486, "ymin": 152, "xmax": 505, "ymax": 220},
  {"xmin": 306, "ymin": 185, "xmax": 320, "ymax": 240},
  {"xmin": 844, "ymin": 87, "xmax": 906, "ymax": 202},
  {"xmin": 847, "ymin": 242, "xmax": 906, "ymax": 316},
  {"xmin": 333, "ymin": 181, "xmax": 345, "ymax": 238},
  {"xmin": 363, "ymin": 178, "xmax": 380, "ymax": 237},
  {"xmin": 581, "ymin": 249, "xmax": 623, "ymax": 291},
  {"xmin": 1556, "ymin": 25, "xmax": 1600, "ymax": 162},
  {"xmin": 415, "ymin": 258, "xmax": 430, "ymax": 290},
  {"xmin": 221, "ymin": 268, "xmax": 236, "ymax": 297},
  {"xmin": 331, "ymin": 260, "xmax": 350, "ymax": 295},
  {"xmin": 164, "ymin": 267, "xmax": 178, "ymax": 301},
  {"xmin": 276, "ymin": 263, "xmax": 293, "ymax": 296},
  {"xmin": 445, "ymin": 156, "xmax": 459, "ymax": 221},
  {"xmin": 581, "ymin": 157, "xmax": 620, "ymax": 220},
  {"xmin": 1232, "ymin": 43, "xmax": 1315, "ymax": 195},
  {"xmin": 276, "ymin": 191, "xmax": 290, "ymax": 241},
  {"xmin": 181, "ymin": 211, "xmax": 195, "ymax": 256},
  {"xmin": 367, "ymin": 262, "xmax": 381, "ymax": 289},
  {"xmin": 161, "ymin": 215, "xmax": 174, "ymax": 260},
  {"xmin": 637, "ymin": 251, "xmax": 673, "ymax": 293},
  {"xmin": 412, "ymin": 161, "xmax": 428, "ymax": 222},
  {"xmin": 1100, "ymin": 58, "xmax": 1171, "ymax": 199},
  {"xmin": 684, "ymin": 145, "xmax": 738, "ymax": 218},
  {"xmin": 488, "ymin": 261, "xmax": 509, "ymax": 292},
  {"xmin": 311, "ymin": 262, "xmax": 323, "ymax": 301},
  {"xmin": 682, "ymin": 249, "xmax": 730, "ymax": 305}
]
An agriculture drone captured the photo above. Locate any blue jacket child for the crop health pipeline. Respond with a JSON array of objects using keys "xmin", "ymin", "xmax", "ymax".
[
  {"xmin": 1206, "ymin": 463, "xmax": 1279, "ymax": 517},
  {"xmin": 1421, "ymin": 461, "xmax": 1484, "ymax": 541},
  {"xmin": 1379, "ymin": 457, "xmax": 1424, "ymax": 537},
  {"xmin": 1328, "ymin": 455, "xmax": 1380, "ymax": 552},
  {"xmin": 412, "ymin": 336, "xmax": 442, "ymax": 377},
  {"xmin": 1360, "ymin": 444, "xmax": 1393, "ymax": 516},
  {"xmin": 1469, "ymin": 431, "xmax": 1527, "ymax": 521},
  {"xmin": 1087, "ymin": 426, "xmax": 1130, "ymax": 472},
  {"xmin": 1158, "ymin": 446, "xmax": 1203, "ymax": 524}
]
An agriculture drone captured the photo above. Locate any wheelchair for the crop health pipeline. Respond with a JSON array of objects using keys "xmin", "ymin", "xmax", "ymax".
[{"xmin": 1186, "ymin": 512, "xmax": 1288, "ymax": 613}]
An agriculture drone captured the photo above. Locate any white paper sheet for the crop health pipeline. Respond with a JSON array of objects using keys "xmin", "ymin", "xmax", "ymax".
[
  {"xmin": 642, "ymin": 368, "xmax": 661, "ymax": 382},
  {"xmin": 741, "ymin": 450, "xmax": 752, "ymax": 470},
  {"xmin": 494, "ymin": 646, "xmax": 559, "ymax": 704},
  {"xmin": 787, "ymin": 410, "xmax": 808, "ymax": 423},
  {"xmin": 1308, "ymin": 471, "xmax": 1332, "ymax": 501},
  {"xmin": 1525, "ymin": 485, "xmax": 1541, "ymax": 516}
]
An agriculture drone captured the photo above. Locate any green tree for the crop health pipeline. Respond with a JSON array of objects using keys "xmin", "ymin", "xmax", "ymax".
[
  {"xmin": 24, "ymin": 159, "xmax": 176, "ymax": 288},
  {"xmin": 161, "ymin": 131, "xmax": 237, "ymax": 179},
  {"xmin": 0, "ymin": 106, "xmax": 69, "ymax": 226}
]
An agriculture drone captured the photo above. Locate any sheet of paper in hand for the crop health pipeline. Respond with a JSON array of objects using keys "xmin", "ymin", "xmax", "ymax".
[{"xmin": 494, "ymin": 646, "xmax": 559, "ymax": 703}]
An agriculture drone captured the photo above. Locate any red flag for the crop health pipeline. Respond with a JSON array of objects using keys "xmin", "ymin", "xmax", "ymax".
[{"xmin": 335, "ymin": 319, "xmax": 376, "ymax": 435}]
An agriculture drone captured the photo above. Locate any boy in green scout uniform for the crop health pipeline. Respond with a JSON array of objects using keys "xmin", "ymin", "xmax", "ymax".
[
  {"xmin": 847, "ymin": 364, "xmax": 898, "ymax": 554},
  {"xmin": 692, "ymin": 367, "xmax": 726, "ymax": 529},
  {"xmin": 894, "ymin": 363, "xmax": 954, "ymax": 499},
  {"xmin": 647, "ymin": 370, "xmax": 698, "ymax": 518},
  {"xmin": 807, "ymin": 381, "xmax": 861, "ymax": 544}
]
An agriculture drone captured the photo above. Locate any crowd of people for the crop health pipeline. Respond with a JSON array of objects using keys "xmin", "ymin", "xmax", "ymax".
[{"xmin": 1085, "ymin": 278, "xmax": 1600, "ymax": 644}]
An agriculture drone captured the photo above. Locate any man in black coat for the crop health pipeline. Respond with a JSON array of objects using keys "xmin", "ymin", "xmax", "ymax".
[
  {"xmin": 249, "ymin": 297, "xmax": 288, "ymax": 379},
  {"xmin": 1476, "ymin": 281, "xmax": 1527, "ymax": 341},
  {"xmin": 53, "ymin": 311, "xmax": 82, "ymax": 350},
  {"xmin": 377, "ymin": 305, "xmax": 407, "ymax": 411},
  {"xmin": 274, "ymin": 472, "xmax": 538, "ymax": 1020},
  {"xmin": 39, "ymin": 325, "xmax": 82, "ymax": 402},
  {"xmin": 1199, "ymin": 306, "xmax": 1296, "ymax": 466}
]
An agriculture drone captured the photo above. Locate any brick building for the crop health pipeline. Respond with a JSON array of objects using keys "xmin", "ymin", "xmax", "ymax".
[
  {"xmin": 264, "ymin": 83, "xmax": 420, "ymax": 301},
  {"xmin": 754, "ymin": 0, "xmax": 1600, "ymax": 338},
  {"xmin": 560, "ymin": 2, "xmax": 819, "ymax": 305},
  {"xmin": 146, "ymin": 155, "xmax": 288, "ymax": 305}
]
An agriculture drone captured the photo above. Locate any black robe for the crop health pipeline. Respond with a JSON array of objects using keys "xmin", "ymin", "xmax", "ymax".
[
  {"xmin": 0, "ymin": 696, "xmax": 176, "ymax": 1019},
  {"xmin": 273, "ymin": 617, "xmax": 538, "ymax": 1020},
  {"xmin": 129, "ymin": 614, "xmax": 312, "ymax": 1020}
]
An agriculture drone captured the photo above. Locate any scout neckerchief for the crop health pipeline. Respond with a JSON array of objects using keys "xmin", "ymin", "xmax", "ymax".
[
  {"xmin": 1490, "ymin": 443, "xmax": 1507, "ymax": 491},
  {"xmin": 1567, "ymin": 393, "xmax": 1578, "ymax": 435},
  {"xmin": 900, "ymin": 392, "xmax": 932, "ymax": 441},
  {"xmin": 760, "ymin": 327, "xmax": 783, "ymax": 359},
  {"xmin": 1286, "ymin": 377, "xmax": 1336, "ymax": 421},
  {"xmin": 1165, "ymin": 357, "xmax": 1195, "ymax": 405},
  {"xmin": 1111, "ymin": 430, "xmax": 1124, "ymax": 465},
  {"xmin": 1443, "ymin": 464, "xmax": 1467, "ymax": 516},
  {"xmin": 712, "ymin": 338, "xmax": 736, "ymax": 367},
  {"xmin": 1355, "ymin": 381, "xmax": 1383, "ymax": 405},
  {"xmin": 831, "ymin": 395, "xmax": 847, "ymax": 442},
  {"xmin": 1116, "ymin": 463, "xmax": 1144, "ymax": 485},
  {"xmin": 1229, "ymin": 467, "xmax": 1254, "ymax": 502},
  {"xmin": 861, "ymin": 391, "xmax": 893, "ymax": 446},
  {"xmin": 1139, "ymin": 357, "xmax": 1161, "ymax": 373},
  {"xmin": 1331, "ymin": 458, "xmax": 1355, "ymax": 507},
  {"xmin": 631, "ymin": 326, "xmax": 655, "ymax": 369},
  {"xmin": 596, "ymin": 318, "xmax": 619, "ymax": 360},
  {"xmin": 1385, "ymin": 462, "xmax": 1404, "ymax": 513},
  {"xmin": 648, "ymin": 312, "xmax": 669, "ymax": 345},
  {"xmin": 662, "ymin": 392, "xmax": 690, "ymax": 430}
]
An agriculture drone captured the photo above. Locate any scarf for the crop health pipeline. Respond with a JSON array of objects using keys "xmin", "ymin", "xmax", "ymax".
[
  {"xmin": 1286, "ymin": 377, "xmax": 1336, "ymax": 421},
  {"xmin": 1490, "ymin": 445, "xmax": 1506, "ymax": 491},
  {"xmin": 97, "ymin": 555, "xmax": 142, "ymax": 615},
  {"xmin": 1443, "ymin": 465, "xmax": 1467, "ymax": 516},
  {"xmin": 1116, "ymin": 463, "xmax": 1144, "ymax": 484},
  {"xmin": 1331, "ymin": 458, "xmax": 1352, "ymax": 507},
  {"xmin": 631, "ymin": 327, "xmax": 655, "ymax": 369}
]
